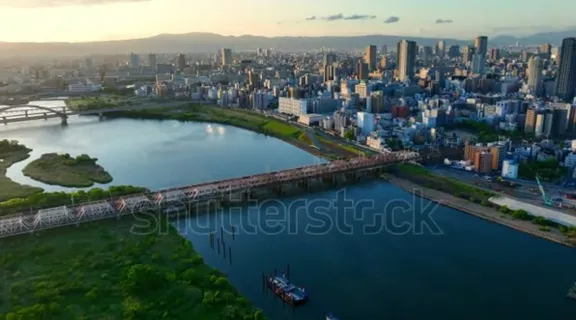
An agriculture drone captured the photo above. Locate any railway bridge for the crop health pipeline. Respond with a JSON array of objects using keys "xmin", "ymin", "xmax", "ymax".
[
  {"xmin": 0, "ymin": 151, "xmax": 420, "ymax": 238},
  {"xmin": 0, "ymin": 104, "xmax": 163, "ymax": 125}
]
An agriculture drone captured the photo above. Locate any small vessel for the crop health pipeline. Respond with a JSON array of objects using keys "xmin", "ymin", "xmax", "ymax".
[
  {"xmin": 267, "ymin": 274, "xmax": 309, "ymax": 305},
  {"xmin": 326, "ymin": 313, "xmax": 340, "ymax": 320},
  {"xmin": 567, "ymin": 282, "xmax": 576, "ymax": 300}
]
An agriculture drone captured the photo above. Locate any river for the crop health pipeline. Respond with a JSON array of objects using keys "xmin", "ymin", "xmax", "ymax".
[{"xmin": 1, "ymin": 106, "xmax": 576, "ymax": 319}]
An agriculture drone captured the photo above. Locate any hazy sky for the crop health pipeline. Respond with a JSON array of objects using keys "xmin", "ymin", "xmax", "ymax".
[{"xmin": 0, "ymin": 0, "xmax": 574, "ymax": 42}]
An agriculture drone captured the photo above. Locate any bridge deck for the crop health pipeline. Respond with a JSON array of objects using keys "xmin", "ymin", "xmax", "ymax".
[{"xmin": 0, "ymin": 152, "xmax": 420, "ymax": 237}]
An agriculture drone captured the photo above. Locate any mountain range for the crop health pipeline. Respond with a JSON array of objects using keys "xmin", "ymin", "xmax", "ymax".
[{"xmin": 0, "ymin": 29, "xmax": 574, "ymax": 57}]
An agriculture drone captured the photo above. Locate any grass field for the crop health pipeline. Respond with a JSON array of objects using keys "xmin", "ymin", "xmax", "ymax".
[
  {"xmin": 0, "ymin": 217, "xmax": 264, "ymax": 320},
  {"xmin": 22, "ymin": 153, "xmax": 113, "ymax": 188},
  {"xmin": 0, "ymin": 145, "xmax": 43, "ymax": 202}
]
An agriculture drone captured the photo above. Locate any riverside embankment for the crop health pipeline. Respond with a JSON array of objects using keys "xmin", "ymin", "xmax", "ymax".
[{"xmin": 386, "ymin": 175, "xmax": 573, "ymax": 247}]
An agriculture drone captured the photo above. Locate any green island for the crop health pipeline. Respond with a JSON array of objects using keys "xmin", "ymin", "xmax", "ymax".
[
  {"xmin": 22, "ymin": 153, "xmax": 113, "ymax": 188},
  {"xmin": 0, "ymin": 140, "xmax": 43, "ymax": 202},
  {"xmin": 0, "ymin": 217, "xmax": 264, "ymax": 320},
  {"xmin": 392, "ymin": 163, "xmax": 576, "ymax": 241},
  {"xmin": 105, "ymin": 104, "xmax": 367, "ymax": 160}
]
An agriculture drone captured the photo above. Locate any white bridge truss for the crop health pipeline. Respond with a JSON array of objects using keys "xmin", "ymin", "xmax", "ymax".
[
  {"xmin": 77, "ymin": 201, "xmax": 116, "ymax": 220},
  {"xmin": 0, "ymin": 151, "xmax": 420, "ymax": 238}
]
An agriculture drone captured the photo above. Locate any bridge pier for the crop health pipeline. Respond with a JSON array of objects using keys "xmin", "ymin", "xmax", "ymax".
[
  {"xmin": 43, "ymin": 113, "xmax": 47, "ymax": 120},
  {"xmin": 24, "ymin": 110, "xmax": 28, "ymax": 118},
  {"xmin": 2, "ymin": 116, "xmax": 6, "ymax": 125},
  {"xmin": 60, "ymin": 115, "xmax": 68, "ymax": 125},
  {"xmin": 98, "ymin": 112, "xmax": 104, "ymax": 120}
]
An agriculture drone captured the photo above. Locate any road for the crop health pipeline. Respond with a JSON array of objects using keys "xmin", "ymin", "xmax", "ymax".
[{"xmin": 429, "ymin": 165, "xmax": 576, "ymax": 215}]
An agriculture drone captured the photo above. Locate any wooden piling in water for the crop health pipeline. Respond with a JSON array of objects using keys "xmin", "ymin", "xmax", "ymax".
[
  {"xmin": 231, "ymin": 226, "xmax": 236, "ymax": 241},
  {"xmin": 220, "ymin": 227, "xmax": 224, "ymax": 241},
  {"xmin": 228, "ymin": 247, "xmax": 232, "ymax": 265},
  {"xmin": 217, "ymin": 237, "xmax": 221, "ymax": 254},
  {"xmin": 209, "ymin": 232, "xmax": 214, "ymax": 249}
]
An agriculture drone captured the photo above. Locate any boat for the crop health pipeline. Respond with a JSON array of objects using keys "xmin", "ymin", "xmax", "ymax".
[
  {"xmin": 326, "ymin": 313, "xmax": 340, "ymax": 320},
  {"xmin": 267, "ymin": 274, "xmax": 309, "ymax": 305}
]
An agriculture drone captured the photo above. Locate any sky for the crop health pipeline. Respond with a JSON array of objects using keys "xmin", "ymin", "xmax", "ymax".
[{"xmin": 0, "ymin": 0, "xmax": 574, "ymax": 42}]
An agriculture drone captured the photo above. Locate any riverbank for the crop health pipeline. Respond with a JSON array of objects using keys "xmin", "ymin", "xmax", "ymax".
[
  {"xmin": 22, "ymin": 153, "xmax": 113, "ymax": 188},
  {"xmin": 0, "ymin": 140, "xmax": 43, "ymax": 202},
  {"xmin": 0, "ymin": 217, "xmax": 264, "ymax": 319},
  {"xmin": 105, "ymin": 104, "xmax": 364, "ymax": 160},
  {"xmin": 385, "ymin": 175, "xmax": 574, "ymax": 247}
]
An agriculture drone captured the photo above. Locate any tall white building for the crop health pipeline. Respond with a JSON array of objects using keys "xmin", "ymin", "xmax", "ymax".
[
  {"xmin": 278, "ymin": 97, "xmax": 307, "ymax": 116},
  {"xmin": 357, "ymin": 112, "xmax": 375, "ymax": 136}
]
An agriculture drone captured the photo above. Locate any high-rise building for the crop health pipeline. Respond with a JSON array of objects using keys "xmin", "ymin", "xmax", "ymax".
[
  {"xmin": 488, "ymin": 48, "xmax": 500, "ymax": 61},
  {"xmin": 527, "ymin": 56, "xmax": 543, "ymax": 96},
  {"xmin": 462, "ymin": 46, "xmax": 475, "ymax": 64},
  {"xmin": 397, "ymin": 40, "xmax": 417, "ymax": 82},
  {"xmin": 177, "ymin": 53, "xmax": 186, "ymax": 70},
  {"xmin": 474, "ymin": 152, "xmax": 493, "ymax": 174},
  {"xmin": 471, "ymin": 54, "xmax": 485, "ymax": 74},
  {"xmin": 448, "ymin": 45, "xmax": 460, "ymax": 58},
  {"xmin": 222, "ymin": 48, "xmax": 232, "ymax": 66},
  {"xmin": 539, "ymin": 43, "xmax": 552, "ymax": 60},
  {"xmin": 474, "ymin": 36, "xmax": 488, "ymax": 56},
  {"xmin": 556, "ymin": 38, "xmax": 576, "ymax": 102},
  {"xmin": 525, "ymin": 108, "xmax": 537, "ymax": 133},
  {"xmin": 365, "ymin": 45, "xmax": 377, "ymax": 70},
  {"xmin": 436, "ymin": 40, "xmax": 446, "ymax": 57},
  {"xmin": 422, "ymin": 46, "xmax": 433, "ymax": 64},
  {"xmin": 148, "ymin": 53, "xmax": 157, "ymax": 68},
  {"xmin": 552, "ymin": 105, "xmax": 569, "ymax": 137},
  {"xmin": 129, "ymin": 53, "xmax": 140, "ymax": 68},
  {"xmin": 357, "ymin": 60, "xmax": 369, "ymax": 80},
  {"xmin": 324, "ymin": 53, "xmax": 336, "ymax": 66},
  {"xmin": 381, "ymin": 45, "xmax": 388, "ymax": 55},
  {"xmin": 380, "ymin": 56, "xmax": 388, "ymax": 69}
]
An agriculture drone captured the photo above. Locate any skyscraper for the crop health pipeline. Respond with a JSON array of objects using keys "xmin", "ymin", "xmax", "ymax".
[
  {"xmin": 462, "ymin": 46, "xmax": 475, "ymax": 64},
  {"xmin": 539, "ymin": 43, "xmax": 552, "ymax": 60},
  {"xmin": 436, "ymin": 40, "xmax": 446, "ymax": 57},
  {"xmin": 129, "ymin": 53, "xmax": 140, "ymax": 68},
  {"xmin": 365, "ymin": 45, "xmax": 377, "ymax": 70},
  {"xmin": 324, "ymin": 53, "xmax": 336, "ymax": 66},
  {"xmin": 422, "ymin": 46, "xmax": 433, "ymax": 64},
  {"xmin": 381, "ymin": 45, "xmax": 388, "ymax": 55},
  {"xmin": 397, "ymin": 40, "xmax": 416, "ymax": 82},
  {"xmin": 474, "ymin": 36, "xmax": 488, "ymax": 56},
  {"xmin": 527, "ymin": 56, "xmax": 543, "ymax": 96},
  {"xmin": 177, "ymin": 53, "xmax": 186, "ymax": 70},
  {"xmin": 222, "ymin": 48, "xmax": 232, "ymax": 66},
  {"xmin": 488, "ymin": 48, "xmax": 500, "ymax": 61},
  {"xmin": 556, "ymin": 37, "xmax": 576, "ymax": 102},
  {"xmin": 148, "ymin": 53, "xmax": 157, "ymax": 68},
  {"xmin": 357, "ymin": 60, "xmax": 369, "ymax": 80}
]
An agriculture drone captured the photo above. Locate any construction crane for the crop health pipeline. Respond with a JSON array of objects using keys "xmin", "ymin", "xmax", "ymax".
[{"xmin": 535, "ymin": 175, "xmax": 553, "ymax": 206}]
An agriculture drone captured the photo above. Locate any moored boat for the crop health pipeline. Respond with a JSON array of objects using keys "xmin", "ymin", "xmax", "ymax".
[{"xmin": 267, "ymin": 274, "xmax": 309, "ymax": 305}]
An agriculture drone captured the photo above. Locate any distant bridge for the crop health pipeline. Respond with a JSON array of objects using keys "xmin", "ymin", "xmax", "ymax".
[
  {"xmin": 0, "ymin": 104, "xmax": 163, "ymax": 124},
  {"xmin": 0, "ymin": 151, "xmax": 420, "ymax": 238}
]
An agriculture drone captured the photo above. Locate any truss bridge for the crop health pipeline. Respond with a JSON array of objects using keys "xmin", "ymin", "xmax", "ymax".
[{"xmin": 0, "ymin": 151, "xmax": 420, "ymax": 238}]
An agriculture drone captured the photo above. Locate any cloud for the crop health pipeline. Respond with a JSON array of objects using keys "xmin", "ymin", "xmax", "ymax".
[
  {"xmin": 383, "ymin": 16, "xmax": 400, "ymax": 24},
  {"xmin": 324, "ymin": 14, "xmax": 344, "ymax": 21},
  {"xmin": 0, "ymin": 0, "xmax": 149, "ymax": 8},
  {"xmin": 303, "ymin": 13, "xmax": 376, "ymax": 22},
  {"xmin": 344, "ymin": 14, "xmax": 377, "ymax": 21},
  {"xmin": 435, "ymin": 19, "xmax": 454, "ymax": 24}
]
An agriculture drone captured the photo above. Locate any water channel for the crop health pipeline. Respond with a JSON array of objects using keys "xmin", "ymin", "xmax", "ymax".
[{"xmin": 1, "ymin": 105, "xmax": 576, "ymax": 319}]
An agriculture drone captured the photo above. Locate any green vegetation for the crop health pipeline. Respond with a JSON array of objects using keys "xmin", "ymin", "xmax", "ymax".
[
  {"xmin": 106, "ymin": 105, "xmax": 366, "ymax": 159},
  {"xmin": 23, "ymin": 153, "xmax": 113, "ymax": 188},
  {"xmin": 393, "ymin": 163, "xmax": 493, "ymax": 202},
  {"xmin": 316, "ymin": 135, "xmax": 368, "ymax": 157},
  {"xmin": 0, "ymin": 185, "xmax": 147, "ymax": 217},
  {"xmin": 518, "ymin": 159, "xmax": 566, "ymax": 182},
  {"xmin": 67, "ymin": 96, "xmax": 136, "ymax": 111},
  {"xmin": 0, "ymin": 140, "xmax": 43, "ymax": 202},
  {"xmin": 343, "ymin": 129, "xmax": 356, "ymax": 141},
  {"xmin": 447, "ymin": 120, "xmax": 525, "ymax": 142},
  {"xmin": 0, "ymin": 217, "xmax": 263, "ymax": 319}
]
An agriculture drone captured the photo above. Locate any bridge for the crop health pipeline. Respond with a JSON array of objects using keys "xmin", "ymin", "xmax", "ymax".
[
  {"xmin": 0, "ymin": 151, "xmax": 420, "ymax": 238},
  {"xmin": 0, "ymin": 104, "xmax": 163, "ymax": 125}
]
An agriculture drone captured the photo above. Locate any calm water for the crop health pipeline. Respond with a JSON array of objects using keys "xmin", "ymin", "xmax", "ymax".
[{"xmin": 1, "ymin": 108, "xmax": 576, "ymax": 319}]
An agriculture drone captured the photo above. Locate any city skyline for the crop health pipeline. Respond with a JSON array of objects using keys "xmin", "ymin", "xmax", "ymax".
[{"xmin": 0, "ymin": 0, "xmax": 574, "ymax": 42}]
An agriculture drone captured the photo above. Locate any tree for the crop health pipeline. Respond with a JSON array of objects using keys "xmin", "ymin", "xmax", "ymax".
[{"xmin": 343, "ymin": 129, "xmax": 356, "ymax": 141}]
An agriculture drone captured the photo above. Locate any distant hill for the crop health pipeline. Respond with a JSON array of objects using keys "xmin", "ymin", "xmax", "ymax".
[{"xmin": 0, "ymin": 30, "xmax": 573, "ymax": 57}]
